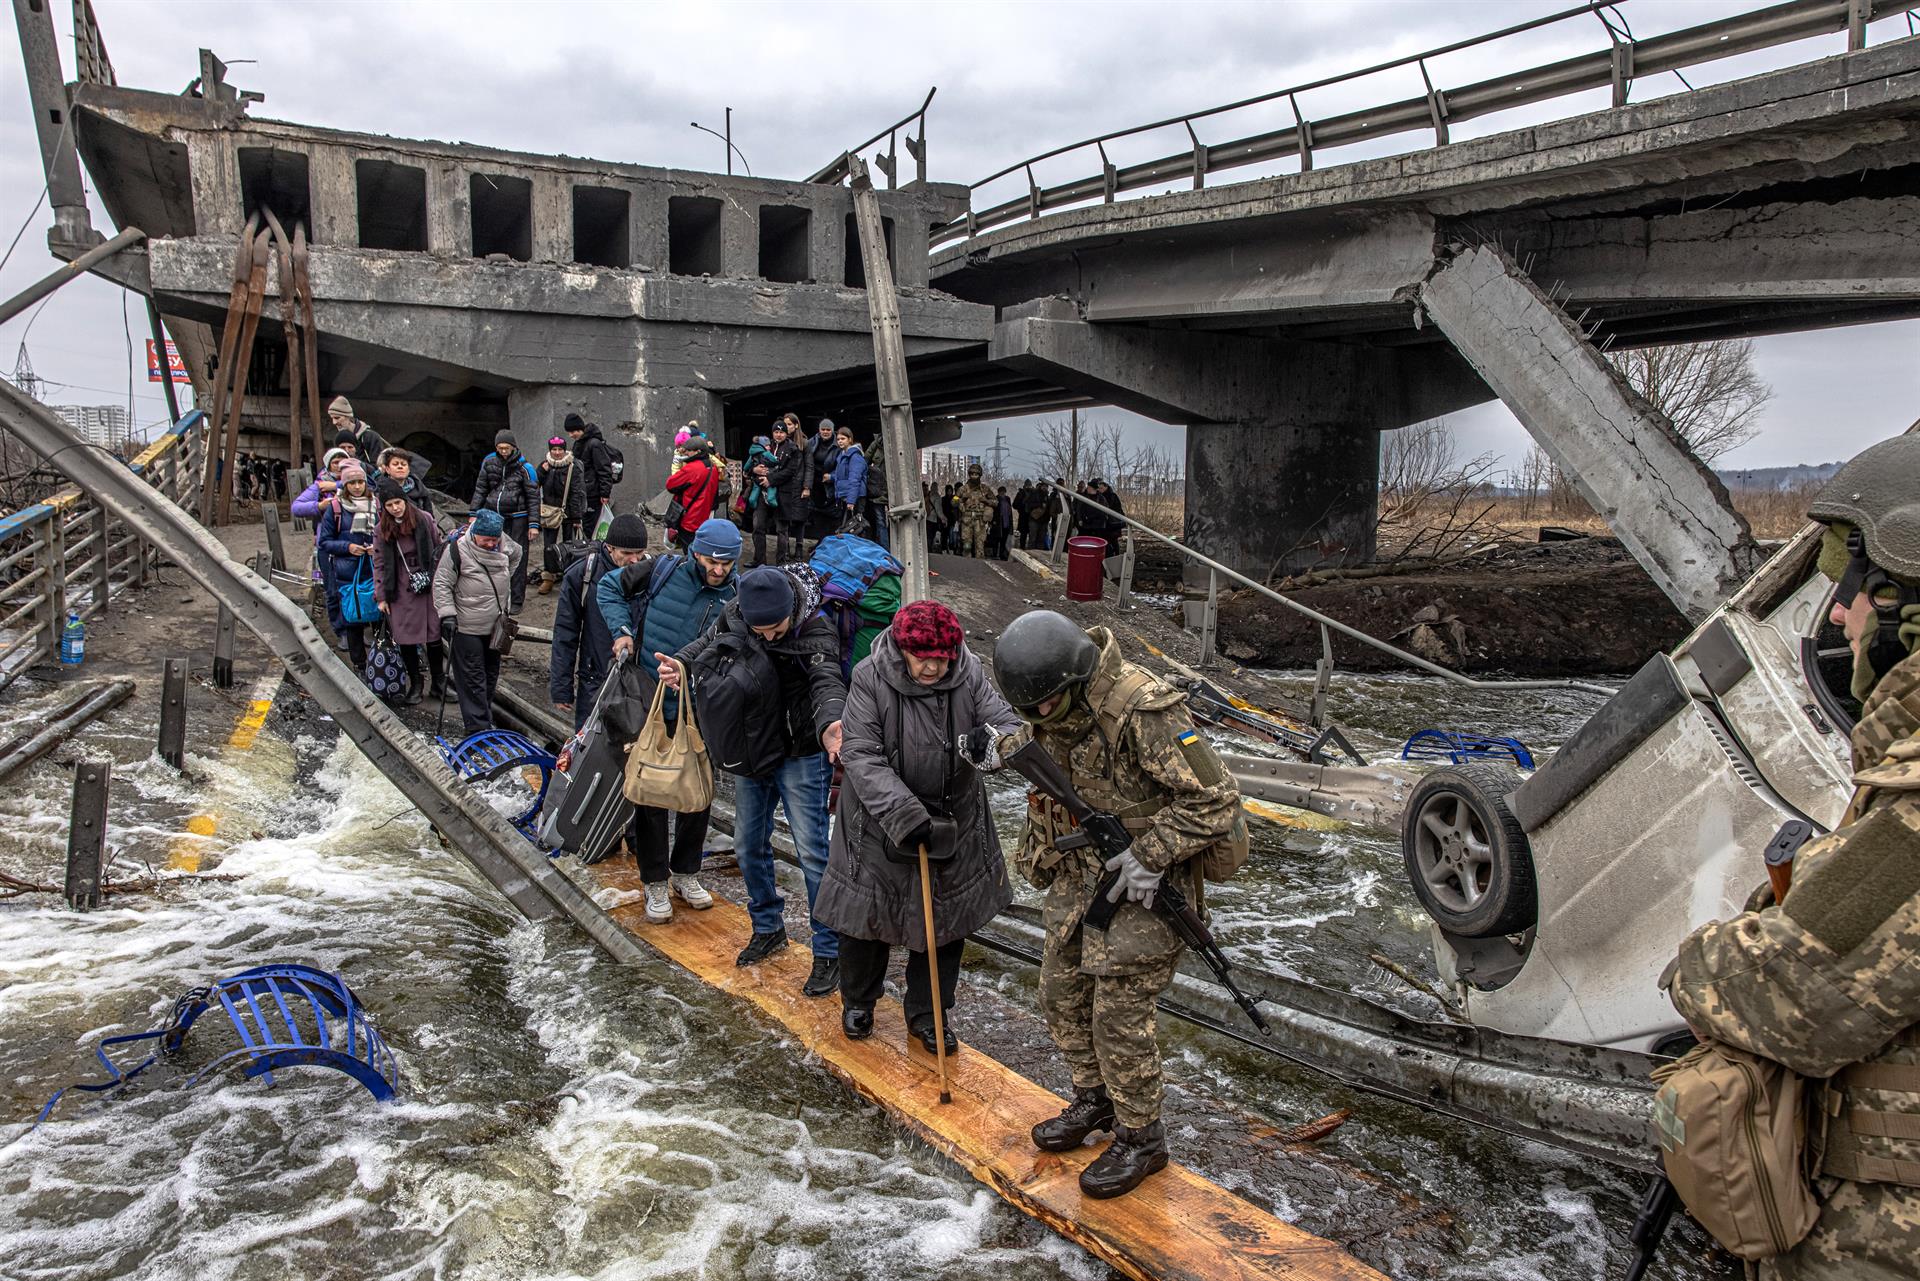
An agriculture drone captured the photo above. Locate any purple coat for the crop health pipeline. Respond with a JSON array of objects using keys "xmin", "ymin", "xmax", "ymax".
[{"xmin": 372, "ymin": 509, "xmax": 444, "ymax": 646}]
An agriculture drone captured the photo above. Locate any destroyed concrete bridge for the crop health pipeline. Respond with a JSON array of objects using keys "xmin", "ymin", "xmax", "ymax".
[{"xmin": 15, "ymin": 0, "xmax": 1920, "ymax": 619}]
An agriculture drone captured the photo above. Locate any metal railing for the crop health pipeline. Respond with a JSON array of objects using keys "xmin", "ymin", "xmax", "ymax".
[
  {"xmin": 934, "ymin": 0, "xmax": 1909, "ymax": 247},
  {"xmin": 1037, "ymin": 481, "xmax": 1617, "ymax": 710},
  {"xmin": 809, "ymin": 87, "xmax": 937, "ymax": 188},
  {"xmin": 0, "ymin": 411, "xmax": 205, "ymax": 689}
]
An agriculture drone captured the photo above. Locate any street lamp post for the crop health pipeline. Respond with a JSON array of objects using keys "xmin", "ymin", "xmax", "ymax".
[{"xmin": 690, "ymin": 109, "xmax": 751, "ymax": 176}]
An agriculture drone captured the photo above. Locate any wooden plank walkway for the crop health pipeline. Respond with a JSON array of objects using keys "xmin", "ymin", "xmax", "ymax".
[{"xmin": 584, "ymin": 857, "xmax": 1385, "ymax": 1281}]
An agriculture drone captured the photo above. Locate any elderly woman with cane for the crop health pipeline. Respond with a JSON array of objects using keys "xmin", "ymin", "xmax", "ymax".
[{"xmin": 815, "ymin": 600, "xmax": 1022, "ymax": 1059}]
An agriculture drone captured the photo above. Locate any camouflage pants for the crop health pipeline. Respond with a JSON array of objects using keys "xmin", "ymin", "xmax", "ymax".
[
  {"xmin": 1038, "ymin": 925, "xmax": 1179, "ymax": 1129},
  {"xmin": 1764, "ymin": 1179, "xmax": 1920, "ymax": 1281},
  {"xmin": 961, "ymin": 515, "xmax": 989, "ymax": 558}
]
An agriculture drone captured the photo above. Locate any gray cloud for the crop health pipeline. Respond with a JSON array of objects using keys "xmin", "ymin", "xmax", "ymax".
[{"xmin": 2, "ymin": 0, "xmax": 1912, "ymax": 465}]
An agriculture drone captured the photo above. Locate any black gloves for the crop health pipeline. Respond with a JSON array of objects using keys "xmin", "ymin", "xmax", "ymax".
[
  {"xmin": 439, "ymin": 616, "xmax": 456, "ymax": 642},
  {"xmin": 903, "ymin": 819, "xmax": 935, "ymax": 856},
  {"xmin": 960, "ymin": 725, "xmax": 993, "ymax": 763}
]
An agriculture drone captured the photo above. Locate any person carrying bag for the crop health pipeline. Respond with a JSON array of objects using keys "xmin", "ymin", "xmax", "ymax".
[{"xmin": 623, "ymin": 676, "xmax": 713, "ymax": 814}]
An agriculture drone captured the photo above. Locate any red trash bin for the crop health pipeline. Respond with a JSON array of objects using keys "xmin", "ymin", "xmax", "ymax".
[{"xmin": 1065, "ymin": 536, "xmax": 1108, "ymax": 602}]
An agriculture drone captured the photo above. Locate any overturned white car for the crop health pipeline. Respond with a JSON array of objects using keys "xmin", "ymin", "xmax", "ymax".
[{"xmin": 1404, "ymin": 521, "xmax": 1857, "ymax": 1054}]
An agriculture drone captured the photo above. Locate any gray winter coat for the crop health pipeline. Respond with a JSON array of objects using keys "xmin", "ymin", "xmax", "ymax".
[
  {"xmin": 814, "ymin": 633, "xmax": 1022, "ymax": 950},
  {"xmin": 430, "ymin": 532, "xmax": 520, "ymax": 635}
]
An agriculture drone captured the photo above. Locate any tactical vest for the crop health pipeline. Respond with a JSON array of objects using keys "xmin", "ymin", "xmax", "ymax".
[
  {"xmin": 1817, "ymin": 729, "xmax": 1920, "ymax": 1188},
  {"xmin": 1025, "ymin": 663, "xmax": 1247, "ymax": 900}
]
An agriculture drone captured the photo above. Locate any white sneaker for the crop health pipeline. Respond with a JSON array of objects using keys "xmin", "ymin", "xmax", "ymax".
[
  {"xmin": 643, "ymin": 881, "xmax": 672, "ymax": 923},
  {"xmin": 670, "ymin": 873, "xmax": 713, "ymax": 910}
]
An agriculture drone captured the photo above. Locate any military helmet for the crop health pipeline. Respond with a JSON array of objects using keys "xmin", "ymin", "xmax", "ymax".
[
  {"xmin": 968, "ymin": 463, "xmax": 983, "ymax": 478},
  {"xmin": 993, "ymin": 610, "xmax": 1099, "ymax": 711},
  {"xmin": 1808, "ymin": 433, "xmax": 1920, "ymax": 580}
]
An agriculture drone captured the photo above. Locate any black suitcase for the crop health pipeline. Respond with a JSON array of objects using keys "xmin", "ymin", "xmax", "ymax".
[{"xmin": 536, "ymin": 682, "xmax": 632, "ymax": 863}]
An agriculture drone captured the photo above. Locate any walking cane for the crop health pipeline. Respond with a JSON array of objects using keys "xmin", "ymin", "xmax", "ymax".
[{"xmin": 917, "ymin": 843, "xmax": 952, "ymax": 1105}]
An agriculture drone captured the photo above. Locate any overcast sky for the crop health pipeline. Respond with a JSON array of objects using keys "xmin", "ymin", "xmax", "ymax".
[{"xmin": 3, "ymin": 0, "xmax": 1915, "ymax": 475}]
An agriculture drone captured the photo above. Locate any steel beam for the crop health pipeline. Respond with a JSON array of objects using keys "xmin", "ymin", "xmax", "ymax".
[
  {"xmin": 0, "ymin": 381, "xmax": 649, "ymax": 955},
  {"xmin": 158, "ymin": 657, "xmax": 187, "ymax": 767},
  {"xmin": 64, "ymin": 759, "xmax": 110, "ymax": 910}
]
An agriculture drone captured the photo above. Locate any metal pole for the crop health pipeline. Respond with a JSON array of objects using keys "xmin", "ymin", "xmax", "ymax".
[
  {"xmin": 64, "ymin": 758, "xmax": 110, "ymax": 910},
  {"xmin": 0, "ymin": 227, "xmax": 144, "ymax": 328},
  {"xmin": 262, "ymin": 503, "xmax": 287, "ymax": 572},
  {"xmin": 1310, "ymin": 624, "xmax": 1334, "ymax": 729},
  {"xmin": 848, "ymin": 155, "xmax": 930, "ymax": 603},
  {"xmin": 158, "ymin": 657, "xmax": 188, "ymax": 769},
  {"xmin": 725, "ymin": 106, "xmax": 733, "ymax": 176},
  {"xmin": 92, "ymin": 503, "xmax": 110, "ymax": 605},
  {"xmin": 214, "ymin": 604, "xmax": 236, "ymax": 688},
  {"xmin": 1116, "ymin": 530, "xmax": 1136, "ymax": 608},
  {"xmin": 147, "ymin": 300, "xmax": 183, "ymax": 426},
  {"xmin": 1198, "ymin": 569, "xmax": 1218, "ymax": 669}
]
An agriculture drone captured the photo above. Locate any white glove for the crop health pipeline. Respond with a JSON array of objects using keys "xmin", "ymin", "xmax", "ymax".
[{"xmin": 1103, "ymin": 850, "xmax": 1163, "ymax": 910}]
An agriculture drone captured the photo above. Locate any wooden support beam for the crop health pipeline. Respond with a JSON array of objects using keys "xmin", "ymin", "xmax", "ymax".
[{"xmin": 581, "ymin": 858, "xmax": 1385, "ymax": 1281}]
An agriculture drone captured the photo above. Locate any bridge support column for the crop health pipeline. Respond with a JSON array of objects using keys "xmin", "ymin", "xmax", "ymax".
[
  {"xmin": 507, "ymin": 383, "xmax": 723, "ymax": 511},
  {"xmin": 1185, "ymin": 421, "xmax": 1381, "ymax": 580},
  {"xmin": 1419, "ymin": 243, "xmax": 1760, "ymax": 621},
  {"xmin": 990, "ymin": 301, "xmax": 1489, "ymax": 580}
]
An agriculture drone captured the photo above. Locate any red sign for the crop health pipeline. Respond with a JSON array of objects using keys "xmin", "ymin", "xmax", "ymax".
[{"xmin": 146, "ymin": 339, "xmax": 189, "ymax": 384}]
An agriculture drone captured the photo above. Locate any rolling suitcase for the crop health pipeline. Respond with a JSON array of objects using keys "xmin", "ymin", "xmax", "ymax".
[{"xmin": 536, "ymin": 675, "xmax": 632, "ymax": 863}]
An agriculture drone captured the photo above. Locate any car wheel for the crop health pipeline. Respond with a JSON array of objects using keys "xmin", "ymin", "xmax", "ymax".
[{"xmin": 1401, "ymin": 762, "xmax": 1536, "ymax": 938}]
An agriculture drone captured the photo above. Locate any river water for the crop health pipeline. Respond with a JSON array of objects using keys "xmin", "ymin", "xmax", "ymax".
[{"xmin": 0, "ymin": 672, "xmax": 1734, "ymax": 1280}]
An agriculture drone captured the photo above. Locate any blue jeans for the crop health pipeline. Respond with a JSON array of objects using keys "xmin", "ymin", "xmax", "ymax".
[
  {"xmin": 733, "ymin": 752, "xmax": 837, "ymax": 958},
  {"xmin": 867, "ymin": 502, "xmax": 890, "ymax": 552}
]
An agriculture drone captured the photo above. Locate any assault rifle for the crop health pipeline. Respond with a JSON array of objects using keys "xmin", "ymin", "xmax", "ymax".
[
  {"xmin": 1007, "ymin": 740, "xmax": 1271, "ymax": 1036},
  {"xmin": 1622, "ymin": 1174, "xmax": 1678, "ymax": 1281}
]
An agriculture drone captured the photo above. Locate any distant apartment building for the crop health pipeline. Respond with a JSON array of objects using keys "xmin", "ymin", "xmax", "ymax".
[{"xmin": 52, "ymin": 404, "xmax": 132, "ymax": 451}]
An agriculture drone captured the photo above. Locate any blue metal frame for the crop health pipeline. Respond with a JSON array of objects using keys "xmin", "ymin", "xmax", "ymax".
[
  {"xmin": 437, "ymin": 729, "xmax": 557, "ymax": 840},
  {"xmin": 37, "ymin": 963, "xmax": 397, "ymax": 1123},
  {"xmin": 1399, "ymin": 729, "xmax": 1536, "ymax": 770}
]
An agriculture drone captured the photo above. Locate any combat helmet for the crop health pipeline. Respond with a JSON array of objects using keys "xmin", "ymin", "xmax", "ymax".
[
  {"xmin": 993, "ymin": 610, "xmax": 1099, "ymax": 715},
  {"xmin": 1808, "ymin": 432, "xmax": 1920, "ymax": 581}
]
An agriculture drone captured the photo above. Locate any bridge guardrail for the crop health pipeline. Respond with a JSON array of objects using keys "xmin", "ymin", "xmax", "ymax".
[
  {"xmin": 1037, "ymin": 481, "xmax": 1617, "ymax": 717},
  {"xmin": 934, "ymin": 0, "xmax": 1910, "ymax": 247},
  {"xmin": 0, "ymin": 411, "xmax": 204, "ymax": 689}
]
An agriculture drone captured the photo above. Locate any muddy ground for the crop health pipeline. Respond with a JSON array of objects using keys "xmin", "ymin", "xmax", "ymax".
[{"xmin": 1212, "ymin": 536, "xmax": 1691, "ymax": 676}]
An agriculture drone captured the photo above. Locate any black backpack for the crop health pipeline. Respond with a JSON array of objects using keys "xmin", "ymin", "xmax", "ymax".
[
  {"xmin": 603, "ymin": 441, "xmax": 625, "ymax": 484},
  {"xmin": 689, "ymin": 628, "xmax": 786, "ymax": 779}
]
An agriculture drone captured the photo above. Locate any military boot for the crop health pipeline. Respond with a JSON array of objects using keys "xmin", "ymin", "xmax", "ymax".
[
  {"xmin": 1030, "ymin": 1087, "xmax": 1115, "ymax": 1152},
  {"xmin": 1078, "ymin": 1120, "xmax": 1168, "ymax": 1199}
]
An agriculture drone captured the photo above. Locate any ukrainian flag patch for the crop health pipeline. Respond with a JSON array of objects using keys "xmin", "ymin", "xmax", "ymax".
[{"xmin": 1177, "ymin": 729, "xmax": 1199, "ymax": 746}]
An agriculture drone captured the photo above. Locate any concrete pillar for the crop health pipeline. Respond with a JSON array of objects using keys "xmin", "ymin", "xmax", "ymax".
[
  {"xmin": 629, "ymin": 184, "xmax": 668, "ymax": 273},
  {"xmin": 426, "ymin": 161, "xmax": 471, "ymax": 258},
  {"xmin": 1420, "ymin": 242, "xmax": 1760, "ymax": 621},
  {"xmin": 507, "ymin": 383, "xmax": 722, "ymax": 510},
  {"xmin": 989, "ymin": 301, "xmax": 1489, "ymax": 579},
  {"xmin": 530, "ymin": 171, "xmax": 571, "ymax": 264},
  {"xmin": 308, "ymin": 146, "xmax": 356, "ymax": 246},
  {"xmin": 1186, "ymin": 422, "xmax": 1380, "ymax": 578},
  {"xmin": 187, "ymin": 136, "xmax": 243, "ymax": 236}
]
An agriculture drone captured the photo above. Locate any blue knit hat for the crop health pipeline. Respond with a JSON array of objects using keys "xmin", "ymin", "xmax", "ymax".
[
  {"xmin": 470, "ymin": 509, "xmax": 504, "ymax": 538},
  {"xmin": 689, "ymin": 517, "xmax": 741, "ymax": 560},
  {"xmin": 738, "ymin": 567, "xmax": 796, "ymax": 627}
]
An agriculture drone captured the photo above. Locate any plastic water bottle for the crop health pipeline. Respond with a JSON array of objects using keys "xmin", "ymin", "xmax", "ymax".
[{"xmin": 60, "ymin": 611, "xmax": 85, "ymax": 666}]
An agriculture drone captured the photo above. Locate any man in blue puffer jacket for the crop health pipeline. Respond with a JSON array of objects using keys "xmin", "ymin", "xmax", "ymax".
[{"xmin": 595, "ymin": 517, "xmax": 739, "ymax": 924}]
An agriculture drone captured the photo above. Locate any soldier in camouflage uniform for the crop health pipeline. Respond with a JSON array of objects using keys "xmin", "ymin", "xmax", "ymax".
[
  {"xmin": 1663, "ymin": 432, "xmax": 1920, "ymax": 1280},
  {"xmin": 992, "ymin": 610, "xmax": 1244, "ymax": 1198},
  {"xmin": 956, "ymin": 464, "xmax": 994, "ymax": 558}
]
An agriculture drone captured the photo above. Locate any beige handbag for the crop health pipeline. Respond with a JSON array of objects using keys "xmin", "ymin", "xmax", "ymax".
[
  {"xmin": 622, "ymin": 677, "xmax": 713, "ymax": 812},
  {"xmin": 540, "ymin": 459, "xmax": 574, "ymax": 530}
]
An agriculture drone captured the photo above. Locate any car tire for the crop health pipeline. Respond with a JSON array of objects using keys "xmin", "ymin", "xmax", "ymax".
[{"xmin": 1401, "ymin": 762, "xmax": 1536, "ymax": 938}]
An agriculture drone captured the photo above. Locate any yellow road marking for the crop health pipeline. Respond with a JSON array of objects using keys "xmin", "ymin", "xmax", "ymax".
[{"xmin": 166, "ymin": 678, "xmax": 279, "ymax": 872}]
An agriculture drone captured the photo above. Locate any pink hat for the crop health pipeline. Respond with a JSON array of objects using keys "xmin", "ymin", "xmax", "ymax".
[{"xmin": 338, "ymin": 461, "xmax": 367, "ymax": 483}]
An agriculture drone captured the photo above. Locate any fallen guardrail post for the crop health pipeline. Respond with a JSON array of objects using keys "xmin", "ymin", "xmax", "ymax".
[
  {"xmin": 158, "ymin": 658, "xmax": 188, "ymax": 768},
  {"xmin": 0, "ymin": 679, "xmax": 136, "ymax": 784},
  {"xmin": 262, "ymin": 503, "xmax": 287, "ymax": 572},
  {"xmin": 64, "ymin": 758, "xmax": 110, "ymax": 910}
]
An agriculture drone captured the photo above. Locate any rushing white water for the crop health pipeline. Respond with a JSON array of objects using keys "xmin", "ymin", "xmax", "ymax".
[{"xmin": 1, "ymin": 672, "xmax": 1736, "ymax": 1280}]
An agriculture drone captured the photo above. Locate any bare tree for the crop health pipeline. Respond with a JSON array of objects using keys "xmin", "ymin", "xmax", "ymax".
[
  {"xmin": 1375, "ymin": 419, "xmax": 1507, "ymax": 563},
  {"xmin": 1608, "ymin": 338, "xmax": 1772, "ymax": 463},
  {"xmin": 1514, "ymin": 445, "xmax": 1550, "ymax": 518}
]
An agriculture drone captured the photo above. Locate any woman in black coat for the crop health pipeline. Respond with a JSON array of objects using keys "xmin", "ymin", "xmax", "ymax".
[{"xmin": 815, "ymin": 601, "xmax": 1022, "ymax": 1051}]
